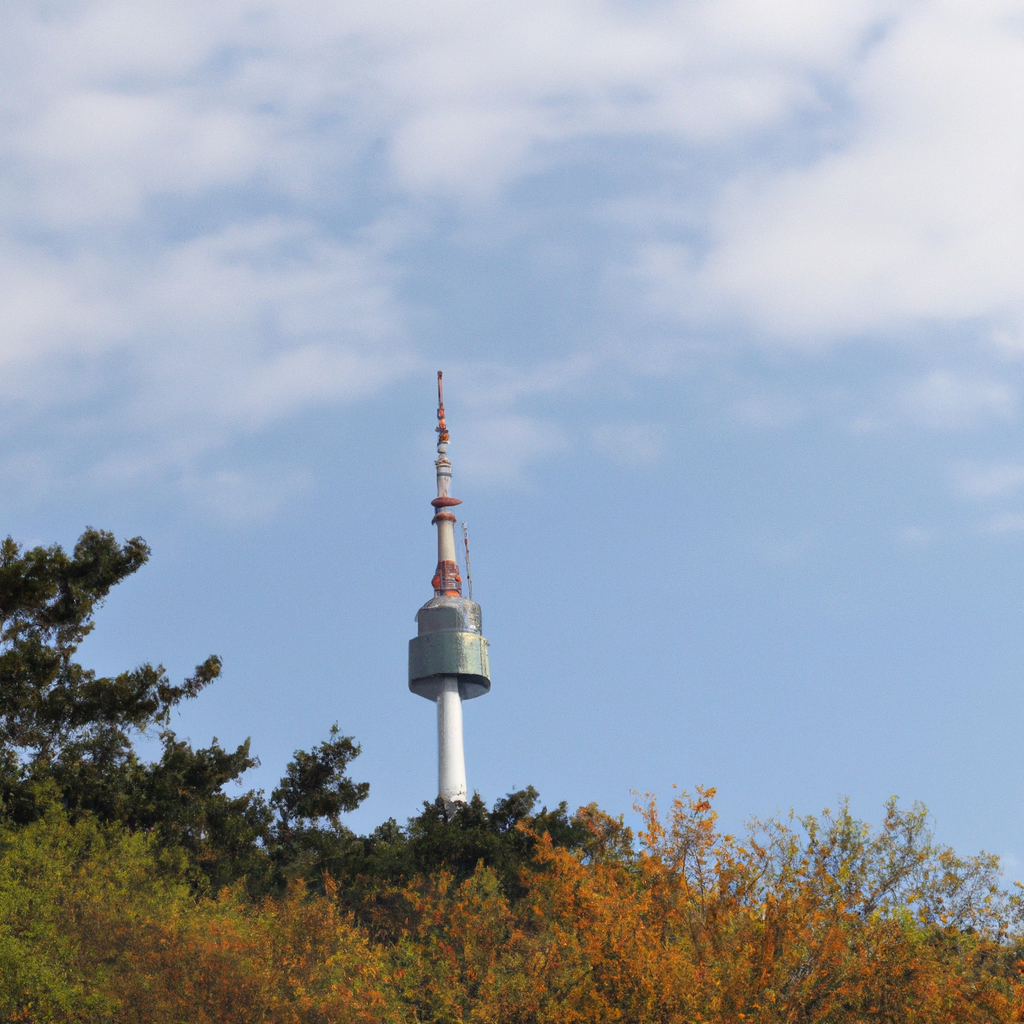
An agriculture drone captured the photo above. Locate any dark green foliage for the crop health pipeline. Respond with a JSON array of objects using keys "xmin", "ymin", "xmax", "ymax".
[
  {"xmin": 131, "ymin": 732, "xmax": 274, "ymax": 892},
  {"xmin": 330, "ymin": 787, "xmax": 595, "ymax": 911},
  {"xmin": 572, "ymin": 800, "xmax": 636, "ymax": 863},
  {"xmin": 0, "ymin": 527, "xmax": 370, "ymax": 893},
  {"xmin": 272, "ymin": 725, "xmax": 369, "ymax": 828},
  {"xmin": 0, "ymin": 530, "xmax": 212, "ymax": 760},
  {"xmin": 262, "ymin": 785, "xmax": 595, "ymax": 907},
  {"xmin": 265, "ymin": 726, "xmax": 371, "ymax": 890},
  {"xmin": 405, "ymin": 787, "xmax": 586, "ymax": 882},
  {"xmin": 0, "ymin": 530, "xmax": 226, "ymax": 832}
]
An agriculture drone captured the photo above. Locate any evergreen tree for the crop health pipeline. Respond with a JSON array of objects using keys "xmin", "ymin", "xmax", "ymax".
[{"xmin": 0, "ymin": 527, "xmax": 370, "ymax": 891}]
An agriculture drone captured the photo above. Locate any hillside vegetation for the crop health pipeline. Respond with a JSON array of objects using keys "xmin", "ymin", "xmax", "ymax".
[{"xmin": 1, "ymin": 529, "xmax": 1022, "ymax": 1023}]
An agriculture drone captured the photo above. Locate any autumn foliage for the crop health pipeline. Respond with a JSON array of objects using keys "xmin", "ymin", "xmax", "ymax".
[
  {"xmin": 2, "ymin": 788, "xmax": 1023, "ymax": 1023},
  {"xmin": 3, "ymin": 528, "xmax": 1024, "ymax": 1021}
]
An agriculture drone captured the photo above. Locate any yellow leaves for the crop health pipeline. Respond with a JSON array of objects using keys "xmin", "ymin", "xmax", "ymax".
[{"xmin": 5, "ymin": 798, "xmax": 1024, "ymax": 1022}]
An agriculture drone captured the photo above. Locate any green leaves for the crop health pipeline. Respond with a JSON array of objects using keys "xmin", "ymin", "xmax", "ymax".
[
  {"xmin": 0, "ymin": 529, "xmax": 149, "ymax": 653},
  {"xmin": 0, "ymin": 529, "xmax": 188, "ymax": 760},
  {"xmin": 0, "ymin": 529, "xmax": 271, "ymax": 892},
  {"xmin": 272, "ymin": 725, "xmax": 369, "ymax": 829}
]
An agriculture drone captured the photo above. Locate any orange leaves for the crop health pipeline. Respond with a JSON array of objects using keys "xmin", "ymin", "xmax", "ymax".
[
  {"xmin": 109, "ymin": 880, "xmax": 401, "ymax": 1024},
  {"xmin": 4, "ymin": 796, "xmax": 1024, "ymax": 1022}
]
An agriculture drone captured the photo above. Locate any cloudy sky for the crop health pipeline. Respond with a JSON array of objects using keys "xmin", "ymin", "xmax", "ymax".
[{"xmin": 3, "ymin": 0, "xmax": 1024, "ymax": 862}]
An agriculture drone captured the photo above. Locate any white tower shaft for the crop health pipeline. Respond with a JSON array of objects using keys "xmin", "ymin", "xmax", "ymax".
[{"xmin": 437, "ymin": 676, "xmax": 467, "ymax": 804}]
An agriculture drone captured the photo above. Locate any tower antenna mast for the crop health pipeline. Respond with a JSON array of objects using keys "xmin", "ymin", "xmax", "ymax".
[{"xmin": 462, "ymin": 522, "xmax": 473, "ymax": 602}]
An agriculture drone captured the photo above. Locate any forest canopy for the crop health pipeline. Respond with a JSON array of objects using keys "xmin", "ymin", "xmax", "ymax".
[{"xmin": 1, "ymin": 527, "xmax": 1023, "ymax": 1023}]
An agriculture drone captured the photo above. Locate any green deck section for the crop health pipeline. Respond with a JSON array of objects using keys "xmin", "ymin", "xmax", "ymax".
[{"xmin": 408, "ymin": 630, "xmax": 490, "ymax": 699}]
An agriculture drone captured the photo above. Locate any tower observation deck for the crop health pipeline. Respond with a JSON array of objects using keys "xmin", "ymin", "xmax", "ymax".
[{"xmin": 408, "ymin": 372, "xmax": 490, "ymax": 809}]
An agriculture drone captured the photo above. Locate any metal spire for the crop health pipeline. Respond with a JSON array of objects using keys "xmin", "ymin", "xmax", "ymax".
[
  {"xmin": 436, "ymin": 370, "xmax": 450, "ymax": 446},
  {"xmin": 430, "ymin": 371, "xmax": 463, "ymax": 597}
]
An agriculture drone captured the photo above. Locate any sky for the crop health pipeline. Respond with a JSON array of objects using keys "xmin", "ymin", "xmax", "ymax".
[{"xmin": 2, "ymin": 0, "xmax": 1024, "ymax": 866}]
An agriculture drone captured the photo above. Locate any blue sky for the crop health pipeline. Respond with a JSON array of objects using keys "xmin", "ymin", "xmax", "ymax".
[{"xmin": 3, "ymin": 0, "xmax": 1024, "ymax": 866}]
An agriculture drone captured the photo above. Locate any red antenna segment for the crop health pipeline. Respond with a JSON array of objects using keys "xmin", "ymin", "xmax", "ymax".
[{"xmin": 436, "ymin": 370, "xmax": 449, "ymax": 446}]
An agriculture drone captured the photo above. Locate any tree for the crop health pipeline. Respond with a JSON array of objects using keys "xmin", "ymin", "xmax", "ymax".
[
  {"xmin": 338, "ymin": 786, "xmax": 593, "ymax": 914},
  {"xmin": 404, "ymin": 787, "xmax": 586, "ymax": 886},
  {"xmin": 272, "ymin": 726, "xmax": 369, "ymax": 830},
  {"xmin": 0, "ymin": 529, "xmax": 223, "ymax": 819},
  {"xmin": 0, "ymin": 527, "xmax": 370, "ymax": 891},
  {"xmin": 267, "ymin": 726, "xmax": 370, "ymax": 886}
]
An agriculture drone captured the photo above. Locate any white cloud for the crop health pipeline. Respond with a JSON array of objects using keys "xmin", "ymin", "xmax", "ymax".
[
  {"xmin": 2, "ymin": 0, "xmax": 1024, "ymax": 504},
  {"xmin": 640, "ymin": 0, "xmax": 1024, "ymax": 342},
  {"xmin": 458, "ymin": 354, "xmax": 600, "ymax": 411},
  {"xmin": 0, "ymin": 0, "xmax": 898, "ymax": 219},
  {"xmin": 0, "ymin": 218, "xmax": 415, "ymax": 473},
  {"xmin": 22, "ymin": 92, "xmax": 263, "ymax": 226}
]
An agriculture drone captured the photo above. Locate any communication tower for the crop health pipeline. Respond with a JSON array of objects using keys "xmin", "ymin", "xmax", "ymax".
[{"xmin": 408, "ymin": 372, "xmax": 491, "ymax": 809}]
